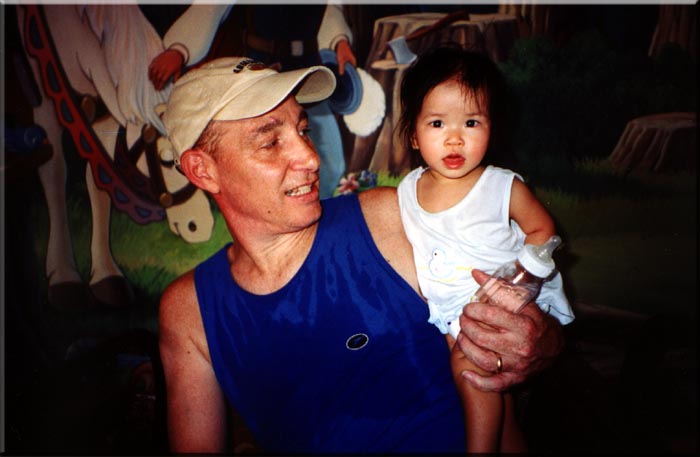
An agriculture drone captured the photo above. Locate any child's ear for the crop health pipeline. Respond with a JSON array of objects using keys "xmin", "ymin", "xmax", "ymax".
[
  {"xmin": 179, "ymin": 149, "xmax": 220, "ymax": 194},
  {"xmin": 410, "ymin": 134, "xmax": 419, "ymax": 150}
]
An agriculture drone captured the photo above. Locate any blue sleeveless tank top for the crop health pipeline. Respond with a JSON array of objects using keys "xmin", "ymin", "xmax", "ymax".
[{"xmin": 194, "ymin": 194, "xmax": 465, "ymax": 453}]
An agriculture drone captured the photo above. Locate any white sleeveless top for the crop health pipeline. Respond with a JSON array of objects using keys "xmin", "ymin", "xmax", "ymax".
[{"xmin": 397, "ymin": 166, "xmax": 574, "ymax": 335}]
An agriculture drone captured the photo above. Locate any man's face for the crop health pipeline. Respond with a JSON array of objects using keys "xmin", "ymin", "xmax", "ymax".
[{"xmin": 211, "ymin": 97, "xmax": 323, "ymax": 235}]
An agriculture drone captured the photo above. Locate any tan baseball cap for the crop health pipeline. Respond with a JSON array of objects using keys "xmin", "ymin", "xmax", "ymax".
[{"xmin": 163, "ymin": 57, "xmax": 336, "ymax": 163}]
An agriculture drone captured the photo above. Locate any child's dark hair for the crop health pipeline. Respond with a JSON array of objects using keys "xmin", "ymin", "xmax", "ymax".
[{"xmin": 398, "ymin": 45, "xmax": 511, "ymax": 168}]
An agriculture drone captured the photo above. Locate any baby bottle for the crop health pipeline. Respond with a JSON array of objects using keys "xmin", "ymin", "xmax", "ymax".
[{"xmin": 474, "ymin": 235, "xmax": 561, "ymax": 313}]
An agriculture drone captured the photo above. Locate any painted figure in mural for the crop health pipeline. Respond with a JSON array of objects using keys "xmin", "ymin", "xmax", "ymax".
[
  {"xmin": 148, "ymin": 4, "xmax": 355, "ymax": 199},
  {"xmin": 17, "ymin": 4, "xmax": 216, "ymax": 310},
  {"xmin": 396, "ymin": 46, "xmax": 575, "ymax": 453},
  {"xmin": 157, "ymin": 57, "xmax": 566, "ymax": 453}
]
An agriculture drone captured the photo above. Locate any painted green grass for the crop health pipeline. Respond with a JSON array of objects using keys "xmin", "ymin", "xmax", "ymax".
[
  {"xmin": 109, "ymin": 204, "xmax": 233, "ymax": 292},
  {"xmin": 30, "ymin": 159, "xmax": 696, "ymax": 320},
  {"xmin": 535, "ymin": 160, "xmax": 696, "ymax": 317}
]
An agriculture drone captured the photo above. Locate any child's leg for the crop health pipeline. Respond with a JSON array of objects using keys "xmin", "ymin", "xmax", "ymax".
[
  {"xmin": 500, "ymin": 392, "xmax": 528, "ymax": 453},
  {"xmin": 449, "ymin": 337, "xmax": 503, "ymax": 453},
  {"xmin": 462, "ymin": 383, "xmax": 504, "ymax": 453}
]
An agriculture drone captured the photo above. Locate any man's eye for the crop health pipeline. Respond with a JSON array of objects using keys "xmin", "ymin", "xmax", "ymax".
[
  {"xmin": 430, "ymin": 120, "xmax": 443, "ymax": 128},
  {"xmin": 299, "ymin": 127, "xmax": 312, "ymax": 137},
  {"xmin": 261, "ymin": 138, "xmax": 279, "ymax": 149},
  {"xmin": 466, "ymin": 120, "xmax": 479, "ymax": 127}
]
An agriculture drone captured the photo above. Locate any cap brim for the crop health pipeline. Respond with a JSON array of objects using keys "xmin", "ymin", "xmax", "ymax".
[{"xmin": 214, "ymin": 65, "xmax": 336, "ymax": 121}]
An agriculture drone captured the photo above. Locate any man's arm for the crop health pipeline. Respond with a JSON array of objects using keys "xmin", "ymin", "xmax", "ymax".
[{"xmin": 159, "ymin": 272, "xmax": 228, "ymax": 452}]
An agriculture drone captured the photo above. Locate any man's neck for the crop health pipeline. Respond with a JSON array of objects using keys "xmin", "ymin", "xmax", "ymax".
[{"xmin": 227, "ymin": 223, "xmax": 318, "ymax": 295}]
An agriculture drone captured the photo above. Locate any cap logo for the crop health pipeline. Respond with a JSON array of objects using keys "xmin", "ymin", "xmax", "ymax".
[{"xmin": 233, "ymin": 59, "xmax": 267, "ymax": 74}]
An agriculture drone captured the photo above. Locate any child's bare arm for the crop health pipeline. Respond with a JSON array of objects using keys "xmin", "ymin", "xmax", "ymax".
[
  {"xmin": 509, "ymin": 179, "xmax": 555, "ymax": 246},
  {"xmin": 447, "ymin": 335, "xmax": 503, "ymax": 453}
]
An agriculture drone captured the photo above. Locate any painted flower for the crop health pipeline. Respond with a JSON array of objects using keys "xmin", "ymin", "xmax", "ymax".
[
  {"xmin": 337, "ymin": 173, "xmax": 360, "ymax": 195},
  {"xmin": 335, "ymin": 170, "xmax": 378, "ymax": 195},
  {"xmin": 358, "ymin": 170, "xmax": 378, "ymax": 189}
]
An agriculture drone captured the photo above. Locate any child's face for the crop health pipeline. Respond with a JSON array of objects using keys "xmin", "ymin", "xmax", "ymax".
[{"xmin": 411, "ymin": 79, "xmax": 491, "ymax": 180}]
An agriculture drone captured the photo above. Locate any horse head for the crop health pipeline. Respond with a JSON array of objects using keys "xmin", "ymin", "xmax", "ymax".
[
  {"xmin": 156, "ymin": 133, "xmax": 214, "ymax": 244},
  {"xmin": 91, "ymin": 115, "xmax": 215, "ymax": 244}
]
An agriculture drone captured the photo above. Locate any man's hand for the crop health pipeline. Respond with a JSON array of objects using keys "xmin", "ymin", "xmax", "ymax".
[
  {"xmin": 455, "ymin": 269, "xmax": 565, "ymax": 392},
  {"xmin": 148, "ymin": 49, "xmax": 185, "ymax": 91}
]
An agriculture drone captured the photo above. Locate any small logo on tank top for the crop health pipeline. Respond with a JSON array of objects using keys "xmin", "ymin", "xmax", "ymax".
[{"xmin": 346, "ymin": 333, "xmax": 369, "ymax": 350}]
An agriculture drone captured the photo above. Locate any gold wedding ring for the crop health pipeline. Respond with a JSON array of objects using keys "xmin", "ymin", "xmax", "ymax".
[{"xmin": 496, "ymin": 354, "xmax": 503, "ymax": 374}]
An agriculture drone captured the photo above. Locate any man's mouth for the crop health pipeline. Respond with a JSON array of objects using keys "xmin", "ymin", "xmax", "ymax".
[{"xmin": 285, "ymin": 184, "xmax": 313, "ymax": 197}]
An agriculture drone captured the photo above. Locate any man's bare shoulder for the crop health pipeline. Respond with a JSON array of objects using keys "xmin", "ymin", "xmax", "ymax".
[
  {"xmin": 159, "ymin": 271, "xmax": 204, "ymax": 342},
  {"xmin": 358, "ymin": 186, "xmax": 420, "ymax": 292},
  {"xmin": 358, "ymin": 186, "xmax": 402, "ymax": 229},
  {"xmin": 160, "ymin": 271, "xmax": 196, "ymax": 317}
]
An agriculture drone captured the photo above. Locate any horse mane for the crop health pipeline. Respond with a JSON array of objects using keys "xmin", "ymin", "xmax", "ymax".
[{"xmin": 78, "ymin": 4, "xmax": 170, "ymax": 134}]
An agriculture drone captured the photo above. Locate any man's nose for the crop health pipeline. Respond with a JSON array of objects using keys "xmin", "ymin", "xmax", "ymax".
[{"xmin": 290, "ymin": 133, "xmax": 320, "ymax": 171}]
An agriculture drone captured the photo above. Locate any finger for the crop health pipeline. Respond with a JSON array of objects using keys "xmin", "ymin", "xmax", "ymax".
[
  {"xmin": 517, "ymin": 299, "xmax": 542, "ymax": 320},
  {"xmin": 468, "ymin": 302, "xmax": 538, "ymax": 353},
  {"xmin": 461, "ymin": 305, "xmax": 521, "ymax": 354},
  {"xmin": 150, "ymin": 75, "xmax": 162, "ymax": 90},
  {"xmin": 339, "ymin": 55, "xmax": 357, "ymax": 76},
  {"xmin": 460, "ymin": 369, "xmax": 523, "ymax": 393},
  {"xmin": 461, "ymin": 323, "xmax": 534, "ymax": 374},
  {"xmin": 148, "ymin": 66, "xmax": 157, "ymax": 83},
  {"xmin": 153, "ymin": 76, "xmax": 164, "ymax": 91},
  {"xmin": 471, "ymin": 268, "xmax": 491, "ymax": 285},
  {"xmin": 455, "ymin": 332, "xmax": 501, "ymax": 373},
  {"xmin": 464, "ymin": 300, "xmax": 522, "ymax": 333}
]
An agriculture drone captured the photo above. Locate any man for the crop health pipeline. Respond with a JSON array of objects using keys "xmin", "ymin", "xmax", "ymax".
[
  {"xmin": 148, "ymin": 4, "xmax": 353, "ymax": 198},
  {"xmin": 159, "ymin": 57, "xmax": 568, "ymax": 453}
]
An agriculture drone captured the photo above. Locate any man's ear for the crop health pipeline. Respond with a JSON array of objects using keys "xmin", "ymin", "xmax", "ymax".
[{"xmin": 179, "ymin": 149, "xmax": 220, "ymax": 194}]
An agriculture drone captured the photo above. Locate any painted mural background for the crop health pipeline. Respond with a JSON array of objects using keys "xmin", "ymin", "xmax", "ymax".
[{"xmin": 2, "ymin": 3, "xmax": 696, "ymax": 454}]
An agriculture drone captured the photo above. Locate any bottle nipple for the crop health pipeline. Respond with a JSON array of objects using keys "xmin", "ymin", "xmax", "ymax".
[
  {"xmin": 517, "ymin": 235, "xmax": 562, "ymax": 278},
  {"xmin": 533, "ymin": 235, "xmax": 562, "ymax": 262}
]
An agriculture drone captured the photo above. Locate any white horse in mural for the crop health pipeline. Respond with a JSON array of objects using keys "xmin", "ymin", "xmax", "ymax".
[{"xmin": 17, "ymin": 4, "xmax": 214, "ymax": 310}]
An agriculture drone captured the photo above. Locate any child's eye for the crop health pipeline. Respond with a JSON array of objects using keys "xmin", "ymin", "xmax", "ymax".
[
  {"xmin": 430, "ymin": 120, "xmax": 443, "ymax": 128},
  {"xmin": 466, "ymin": 119, "xmax": 479, "ymax": 127}
]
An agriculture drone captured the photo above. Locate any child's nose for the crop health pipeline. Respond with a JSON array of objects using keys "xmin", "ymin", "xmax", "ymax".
[{"xmin": 445, "ymin": 130, "xmax": 464, "ymax": 146}]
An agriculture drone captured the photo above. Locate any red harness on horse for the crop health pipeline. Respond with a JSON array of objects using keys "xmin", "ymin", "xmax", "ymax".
[{"xmin": 22, "ymin": 5, "xmax": 195, "ymax": 224}]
